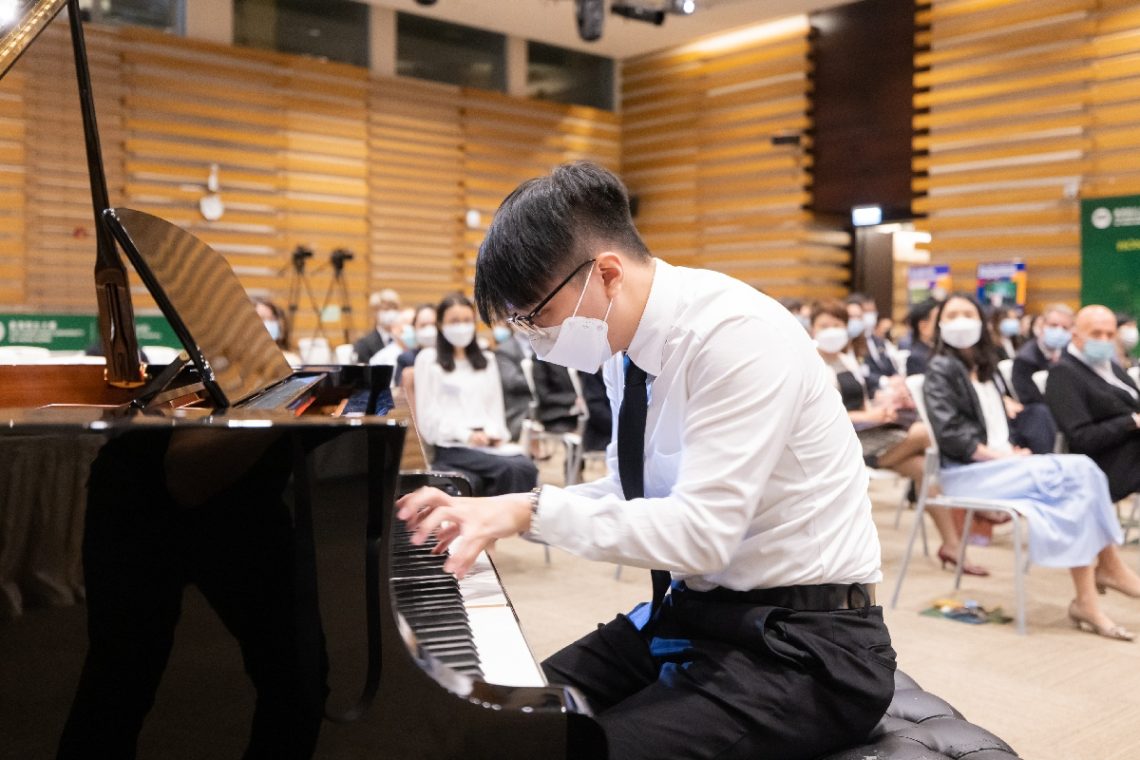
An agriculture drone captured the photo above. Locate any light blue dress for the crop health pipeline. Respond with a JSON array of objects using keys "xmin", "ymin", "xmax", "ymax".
[{"xmin": 938, "ymin": 381, "xmax": 1123, "ymax": 568}]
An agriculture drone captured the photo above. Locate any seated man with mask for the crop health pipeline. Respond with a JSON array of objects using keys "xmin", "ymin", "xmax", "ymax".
[
  {"xmin": 1012, "ymin": 303, "xmax": 1073, "ymax": 405},
  {"xmin": 1045, "ymin": 304, "xmax": 1140, "ymax": 503},
  {"xmin": 396, "ymin": 161, "xmax": 895, "ymax": 760}
]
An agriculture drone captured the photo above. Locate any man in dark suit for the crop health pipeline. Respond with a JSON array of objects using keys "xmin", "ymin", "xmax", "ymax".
[
  {"xmin": 1012, "ymin": 303, "xmax": 1073, "ymax": 404},
  {"xmin": 352, "ymin": 288, "xmax": 401, "ymax": 363},
  {"xmin": 846, "ymin": 294, "xmax": 897, "ymax": 396},
  {"xmin": 493, "ymin": 328, "xmax": 536, "ymax": 441},
  {"xmin": 1045, "ymin": 304, "xmax": 1140, "ymax": 502}
]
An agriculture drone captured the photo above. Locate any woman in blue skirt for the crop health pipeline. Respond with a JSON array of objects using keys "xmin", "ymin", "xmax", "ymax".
[{"xmin": 924, "ymin": 293, "xmax": 1140, "ymax": 641}]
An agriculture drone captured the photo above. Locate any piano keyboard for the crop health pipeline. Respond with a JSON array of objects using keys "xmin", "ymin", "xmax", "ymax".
[{"xmin": 391, "ymin": 528, "xmax": 546, "ymax": 688}]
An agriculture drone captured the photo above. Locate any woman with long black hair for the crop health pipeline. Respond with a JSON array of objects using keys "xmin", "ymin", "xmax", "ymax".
[{"xmin": 412, "ymin": 292, "xmax": 538, "ymax": 496}]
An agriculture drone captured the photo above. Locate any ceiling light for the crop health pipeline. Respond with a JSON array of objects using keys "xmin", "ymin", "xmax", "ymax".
[
  {"xmin": 612, "ymin": 2, "xmax": 666, "ymax": 26},
  {"xmin": 670, "ymin": 0, "xmax": 697, "ymax": 15}
]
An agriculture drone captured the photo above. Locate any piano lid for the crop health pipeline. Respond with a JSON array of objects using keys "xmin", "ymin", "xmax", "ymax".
[{"xmin": 0, "ymin": 0, "xmax": 67, "ymax": 80}]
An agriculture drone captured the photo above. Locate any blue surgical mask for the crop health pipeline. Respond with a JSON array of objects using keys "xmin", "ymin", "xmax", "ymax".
[
  {"xmin": 1042, "ymin": 325, "xmax": 1070, "ymax": 350},
  {"xmin": 492, "ymin": 325, "xmax": 512, "ymax": 344},
  {"xmin": 846, "ymin": 319, "xmax": 865, "ymax": 340},
  {"xmin": 1083, "ymin": 338, "xmax": 1116, "ymax": 364},
  {"xmin": 401, "ymin": 324, "xmax": 417, "ymax": 349},
  {"xmin": 999, "ymin": 318, "xmax": 1021, "ymax": 338}
]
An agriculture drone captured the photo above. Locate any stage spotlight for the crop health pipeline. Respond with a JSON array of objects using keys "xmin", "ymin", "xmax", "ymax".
[
  {"xmin": 612, "ymin": 3, "xmax": 666, "ymax": 25},
  {"xmin": 576, "ymin": 0, "xmax": 604, "ymax": 42}
]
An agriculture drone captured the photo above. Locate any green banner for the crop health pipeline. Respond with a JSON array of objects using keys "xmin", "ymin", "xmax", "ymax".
[
  {"xmin": 0, "ymin": 313, "xmax": 177, "ymax": 351},
  {"xmin": 1081, "ymin": 194, "xmax": 1140, "ymax": 317}
]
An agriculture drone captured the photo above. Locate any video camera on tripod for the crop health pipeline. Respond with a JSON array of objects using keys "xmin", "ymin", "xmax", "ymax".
[{"xmin": 285, "ymin": 245, "xmax": 356, "ymax": 358}]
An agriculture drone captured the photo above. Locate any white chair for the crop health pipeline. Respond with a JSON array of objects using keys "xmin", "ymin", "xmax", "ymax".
[
  {"xmin": 892, "ymin": 348, "xmax": 910, "ymax": 376},
  {"xmin": 1031, "ymin": 369, "xmax": 1048, "ymax": 397},
  {"xmin": 998, "ymin": 359, "xmax": 1016, "ymax": 401},
  {"xmin": 891, "ymin": 374, "xmax": 1033, "ymax": 635},
  {"xmin": 1128, "ymin": 366, "xmax": 1139, "ymax": 387}
]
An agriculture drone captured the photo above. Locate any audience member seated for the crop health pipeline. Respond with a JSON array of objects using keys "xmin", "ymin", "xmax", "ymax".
[
  {"xmin": 1116, "ymin": 312, "xmax": 1138, "ymax": 369},
  {"xmin": 369, "ymin": 307, "xmax": 412, "ymax": 368},
  {"xmin": 393, "ymin": 303, "xmax": 436, "ymax": 386},
  {"xmin": 353, "ymin": 287, "xmax": 401, "ymax": 364},
  {"xmin": 847, "ymin": 293, "xmax": 898, "ymax": 397},
  {"xmin": 873, "ymin": 313, "xmax": 896, "ymax": 345},
  {"xmin": 253, "ymin": 298, "xmax": 301, "ymax": 365},
  {"xmin": 578, "ymin": 368, "xmax": 612, "ymax": 453},
  {"xmin": 904, "ymin": 298, "xmax": 939, "ymax": 376},
  {"xmin": 811, "ymin": 300, "xmax": 930, "ymax": 507},
  {"xmin": 1012, "ymin": 302, "xmax": 1073, "ymax": 405},
  {"xmin": 924, "ymin": 293, "xmax": 1140, "ymax": 640},
  {"xmin": 532, "ymin": 360, "xmax": 583, "ymax": 435},
  {"xmin": 990, "ymin": 305, "xmax": 1024, "ymax": 361},
  {"xmin": 492, "ymin": 322, "xmax": 536, "ymax": 442},
  {"xmin": 778, "ymin": 296, "xmax": 812, "ymax": 331},
  {"xmin": 413, "ymin": 293, "xmax": 537, "ymax": 496},
  {"xmin": 1044, "ymin": 305, "xmax": 1140, "ymax": 504}
]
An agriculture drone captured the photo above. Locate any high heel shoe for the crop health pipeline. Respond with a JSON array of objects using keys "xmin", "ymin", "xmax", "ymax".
[
  {"xmin": 1068, "ymin": 601, "xmax": 1135, "ymax": 641},
  {"xmin": 936, "ymin": 547, "xmax": 989, "ymax": 577},
  {"xmin": 1094, "ymin": 575, "xmax": 1140, "ymax": 598}
]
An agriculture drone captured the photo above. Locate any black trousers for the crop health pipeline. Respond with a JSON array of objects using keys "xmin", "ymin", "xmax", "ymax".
[
  {"xmin": 543, "ymin": 586, "xmax": 896, "ymax": 760},
  {"xmin": 57, "ymin": 436, "xmax": 327, "ymax": 760},
  {"xmin": 431, "ymin": 445, "xmax": 538, "ymax": 497}
]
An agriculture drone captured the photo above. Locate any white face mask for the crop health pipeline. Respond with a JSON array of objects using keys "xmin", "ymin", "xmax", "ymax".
[
  {"xmin": 814, "ymin": 326, "xmax": 849, "ymax": 354},
  {"xmin": 529, "ymin": 262, "xmax": 614, "ymax": 374},
  {"xmin": 415, "ymin": 325, "xmax": 437, "ymax": 349},
  {"xmin": 1120, "ymin": 325, "xmax": 1139, "ymax": 351},
  {"xmin": 378, "ymin": 309, "xmax": 400, "ymax": 329},
  {"xmin": 441, "ymin": 323, "xmax": 475, "ymax": 349},
  {"xmin": 863, "ymin": 311, "xmax": 878, "ymax": 335},
  {"xmin": 940, "ymin": 317, "xmax": 983, "ymax": 349}
]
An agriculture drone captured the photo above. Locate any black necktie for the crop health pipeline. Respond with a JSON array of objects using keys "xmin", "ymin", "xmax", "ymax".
[{"xmin": 617, "ymin": 358, "xmax": 672, "ymax": 615}]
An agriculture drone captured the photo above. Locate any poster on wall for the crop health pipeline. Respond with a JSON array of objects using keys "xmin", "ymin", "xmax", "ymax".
[
  {"xmin": 1081, "ymin": 194, "xmax": 1140, "ymax": 319},
  {"xmin": 976, "ymin": 261, "xmax": 1027, "ymax": 309},
  {"xmin": 907, "ymin": 264, "xmax": 952, "ymax": 305},
  {"xmin": 0, "ymin": 314, "xmax": 177, "ymax": 352}
]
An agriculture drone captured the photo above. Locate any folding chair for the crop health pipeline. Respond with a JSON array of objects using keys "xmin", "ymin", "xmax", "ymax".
[{"xmin": 891, "ymin": 374, "xmax": 1033, "ymax": 635}]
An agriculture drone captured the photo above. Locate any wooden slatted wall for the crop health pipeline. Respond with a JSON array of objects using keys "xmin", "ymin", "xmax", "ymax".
[
  {"xmin": 459, "ymin": 89, "xmax": 621, "ymax": 288},
  {"xmin": 22, "ymin": 23, "xmax": 124, "ymax": 312},
  {"xmin": 369, "ymin": 77, "xmax": 464, "ymax": 308},
  {"xmin": 915, "ymin": 0, "xmax": 1140, "ymax": 310},
  {"xmin": 1088, "ymin": 0, "xmax": 1140, "ymax": 199},
  {"xmin": 622, "ymin": 17, "xmax": 851, "ymax": 300},
  {"xmin": 0, "ymin": 68, "xmax": 24, "ymax": 306}
]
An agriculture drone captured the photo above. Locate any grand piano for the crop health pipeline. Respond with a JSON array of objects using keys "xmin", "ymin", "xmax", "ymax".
[{"xmin": 0, "ymin": 2, "xmax": 603, "ymax": 758}]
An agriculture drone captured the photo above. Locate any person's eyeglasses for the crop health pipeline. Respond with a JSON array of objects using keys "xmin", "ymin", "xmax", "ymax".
[{"xmin": 506, "ymin": 258, "xmax": 596, "ymax": 336}]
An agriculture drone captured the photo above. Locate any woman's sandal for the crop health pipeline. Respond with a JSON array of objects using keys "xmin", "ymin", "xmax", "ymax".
[{"xmin": 1068, "ymin": 601, "xmax": 1135, "ymax": 642}]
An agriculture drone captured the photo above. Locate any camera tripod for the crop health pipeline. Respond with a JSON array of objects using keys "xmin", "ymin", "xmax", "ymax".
[{"xmin": 284, "ymin": 246, "xmax": 355, "ymax": 354}]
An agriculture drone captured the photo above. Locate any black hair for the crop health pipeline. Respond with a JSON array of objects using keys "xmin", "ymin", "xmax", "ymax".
[
  {"xmin": 435, "ymin": 292, "xmax": 487, "ymax": 373},
  {"xmin": 778, "ymin": 297, "xmax": 805, "ymax": 313},
  {"xmin": 252, "ymin": 297, "xmax": 289, "ymax": 349},
  {"xmin": 932, "ymin": 292, "xmax": 999, "ymax": 382},
  {"xmin": 474, "ymin": 161, "xmax": 650, "ymax": 324},
  {"xmin": 413, "ymin": 303, "xmax": 435, "ymax": 327},
  {"xmin": 1116, "ymin": 311, "xmax": 1136, "ymax": 328},
  {"xmin": 905, "ymin": 298, "xmax": 939, "ymax": 337}
]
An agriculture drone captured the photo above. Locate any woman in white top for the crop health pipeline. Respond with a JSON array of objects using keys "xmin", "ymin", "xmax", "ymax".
[
  {"xmin": 924, "ymin": 293, "xmax": 1140, "ymax": 641},
  {"xmin": 413, "ymin": 293, "xmax": 538, "ymax": 497}
]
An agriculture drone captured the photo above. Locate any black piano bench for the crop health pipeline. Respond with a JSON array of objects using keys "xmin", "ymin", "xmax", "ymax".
[{"xmin": 822, "ymin": 670, "xmax": 1020, "ymax": 760}]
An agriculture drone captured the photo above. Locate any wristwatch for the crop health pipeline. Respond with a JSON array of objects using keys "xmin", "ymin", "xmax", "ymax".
[{"xmin": 520, "ymin": 485, "xmax": 544, "ymax": 543}]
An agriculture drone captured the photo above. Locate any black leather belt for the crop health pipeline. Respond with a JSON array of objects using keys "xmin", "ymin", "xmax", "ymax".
[{"xmin": 673, "ymin": 582, "xmax": 876, "ymax": 612}]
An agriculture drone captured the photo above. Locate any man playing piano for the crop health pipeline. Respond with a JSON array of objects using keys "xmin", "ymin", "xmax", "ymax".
[{"xmin": 398, "ymin": 161, "xmax": 896, "ymax": 760}]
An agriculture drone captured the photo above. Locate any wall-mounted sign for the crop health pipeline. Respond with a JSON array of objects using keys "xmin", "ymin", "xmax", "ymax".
[
  {"xmin": 976, "ymin": 261, "xmax": 1026, "ymax": 309},
  {"xmin": 907, "ymin": 264, "xmax": 951, "ymax": 305}
]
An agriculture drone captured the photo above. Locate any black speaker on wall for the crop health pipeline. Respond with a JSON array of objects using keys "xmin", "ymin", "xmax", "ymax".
[{"xmin": 576, "ymin": 0, "xmax": 605, "ymax": 42}]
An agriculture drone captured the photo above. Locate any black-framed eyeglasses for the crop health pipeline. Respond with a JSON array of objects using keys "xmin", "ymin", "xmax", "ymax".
[{"xmin": 506, "ymin": 258, "xmax": 596, "ymax": 336}]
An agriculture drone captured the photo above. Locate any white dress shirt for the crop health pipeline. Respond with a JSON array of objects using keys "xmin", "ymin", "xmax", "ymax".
[
  {"xmin": 413, "ymin": 348, "xmax": 512, "ymax": 447},
  {"xmin": 536, "ymin": 259, "xmax": 881, "ymax": 591}
]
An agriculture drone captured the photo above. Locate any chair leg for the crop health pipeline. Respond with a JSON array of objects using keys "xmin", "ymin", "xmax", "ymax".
[
  {"xmin": 1011, "ymin": 516, "xmax": 1027, "ymax": 635},
  {"xmin": 890, "ymin": 497, "xmax": 927, "ymax": 609},
  {"xmin": 613, "ymin": 564, "xmax": 622, "ymax": 580},
  {"xmin": 953, "ymin": 509, "xmax": 974, "ymax": 591},
  {"xmin": 544, "ymin": 544, "xmax": 551, "ymax": 566},
  {"xmin": 892, "ymin": 478, "xmax": 910, "ymax": 529}
]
